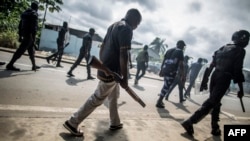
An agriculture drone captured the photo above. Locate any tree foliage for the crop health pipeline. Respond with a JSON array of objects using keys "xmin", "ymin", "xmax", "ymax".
[
  {"xmin": 149, "ymin": 37, "xmax": 168, "ymax": 56},
  {"xmin": 0, "ymin": 0, "xmax": 64, "ymax": 48}
]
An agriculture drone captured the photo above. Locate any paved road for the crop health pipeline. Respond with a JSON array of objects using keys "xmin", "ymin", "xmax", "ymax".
[{"xmin": 0, "ymin": 49, "xmax": 250, "ymax": 141}]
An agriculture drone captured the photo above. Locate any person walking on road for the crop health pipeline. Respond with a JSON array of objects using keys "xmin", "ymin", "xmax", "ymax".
[
  {"xmin": 6, "ymin": 1, "xmax": 40, "ymax": 71},
  {"xmin": 134, "ymin": 45, "xmax": 149, "ymax": 85},
  {"xmin": 156, "ymin": 40, "xmax": 186, "ymax": 108},
  {"xmin": 165, "ymin": 55, "xmax": 190, "ymax": 103},
  {"xmin": 63, "ymin": 8, "xmax": 142, "ymax": 136},
  {"xmin": 67, "ymin": 28, "xmax": 95, "ymax": 79},
  {"xmin": 184, "ymin": 57, "xmax": 203, "ymax": 98},
  {"xmin": 46, "ymin": 21, "xmax": 69, "ymax": 68},
  {"xmin": 181, "ymin": 30, "xmax": 249, "ymax": 137}
]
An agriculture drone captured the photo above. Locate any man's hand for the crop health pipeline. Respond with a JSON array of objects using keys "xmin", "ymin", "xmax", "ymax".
[
  {"xmin": 120, "ymin": 77, "xmax": 128, "ymax": 89},
  {"xmin": 237, "ymin": 90, "xmax": 244, "ymax": 98}
]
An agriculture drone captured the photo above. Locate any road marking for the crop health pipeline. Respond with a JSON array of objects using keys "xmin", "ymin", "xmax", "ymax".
[{"xmin": 0, "ymin": 104, "xmax": 249, "ymax": 120}]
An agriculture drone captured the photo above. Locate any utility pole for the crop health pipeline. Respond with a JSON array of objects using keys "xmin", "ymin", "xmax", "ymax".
[{"xmin": 41, "ymin": 0, "xmax": 48, "ymax": 28}]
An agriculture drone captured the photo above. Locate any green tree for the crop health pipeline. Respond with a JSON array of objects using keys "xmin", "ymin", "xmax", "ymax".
[
  {"xmin": 39, "ymin": 0, "xmax": 63, "ymax": 28},
  {"xmin": 0, "ymin": 0, "xmax": 64, "ymax": 48}
]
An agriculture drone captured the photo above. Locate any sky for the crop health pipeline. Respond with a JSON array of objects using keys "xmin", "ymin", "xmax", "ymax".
[{"xmin": 41, "ymin": 0, "xmax": 250, "ymax": 69}]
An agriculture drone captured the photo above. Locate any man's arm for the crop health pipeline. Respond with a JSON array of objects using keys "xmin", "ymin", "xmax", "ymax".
[{"xmin": 119, "ymin": 47, "xmax": 129, "ymax": 89}]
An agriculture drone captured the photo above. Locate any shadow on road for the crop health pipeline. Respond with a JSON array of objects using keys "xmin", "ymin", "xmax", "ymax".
[
  {"xmin": 59, "ymin": 132, "xmax": 84, "ymax": 141},
  {"xmin": 66, "ymin": 77, "xmax": 88, "ymax": 86},
  {"xmin": 169, "ymin": 101, "xmax": 192, "ymax": 114},
  {"xmin": 132, "ymin": 84, "xmax": 145, "ymax": 91},
  {"xmin": 0, "ymin": 69, "xmax": 34, "ymax": 78}
]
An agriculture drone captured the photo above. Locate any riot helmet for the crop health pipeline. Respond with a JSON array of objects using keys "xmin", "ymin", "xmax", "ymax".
[{"xmin": 231, "ymin": 30, "xmax": 250, "ymax": 48}]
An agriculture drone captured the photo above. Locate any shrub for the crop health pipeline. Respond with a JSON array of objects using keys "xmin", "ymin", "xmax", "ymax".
[{"xmin": 0, "ymin": 31, "xmax": 19, "ymax": 49}]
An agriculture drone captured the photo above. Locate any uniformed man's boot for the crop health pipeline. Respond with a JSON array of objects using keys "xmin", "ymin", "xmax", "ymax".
[
  {"xmin": 211, "ymin": 121, "xmax": 221, "ymax": 136},
  {"xmin": 181, "ymin": 119, "xmax": 194, "ymax": 136}
]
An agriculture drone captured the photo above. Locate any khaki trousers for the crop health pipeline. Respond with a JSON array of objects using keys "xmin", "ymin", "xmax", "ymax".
[{"xmin": 68, "ymin": 81, "xmax": 121, "ymax": 128}]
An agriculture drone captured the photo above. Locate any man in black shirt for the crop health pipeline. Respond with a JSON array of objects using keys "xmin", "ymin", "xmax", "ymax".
[
  {"xmin": 46, "ymin": 21, "xmax": 69, "ymax": 67},
  {"xmin": 6, "ymin": 1, "xmax": 40, "ymax": 71},
  {"xmin": 181, "ymin": 30, "xmax": 249, "ymax": 137},
  {"xmin": 156, "ymin": 40, "xmax": 186, "ymax": 108},
  {"xmin": 67, "ymin": 28, "xmax": 95, "ymax": 79},
  {"xmin": 63, "ymin": 8, "xmax": 142, "ymax": 136}
]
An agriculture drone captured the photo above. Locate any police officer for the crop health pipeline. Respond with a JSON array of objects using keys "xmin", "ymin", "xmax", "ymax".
[
  {"xmin": 67, "ymin": 28, "xmax": 95, "ymax": 79},
  {"xmin": 46, "ymin": 21, "xmax": 69, "ymax": 67},
  {"xmin": 6, "ymin": 1, "xmax": 40, "ymax": 71},
  {"xmin": 181, "ymin": 30, "xmax": 249, "ymax": 136}
]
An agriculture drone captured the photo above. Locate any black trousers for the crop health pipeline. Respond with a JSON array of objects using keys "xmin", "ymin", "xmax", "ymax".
[
  {"xmin": 69, "ymin": 47, "xmax": 91, "ymax": 76},
  {"xmin": 189, "ymin": 70, "xmax": 231, "ymax": 128},
  {"xmin": 135, "ymin": 61, "xmax": 146, "ymax": 80},
  {"xmin": 8, "ymin": 35, "xmax": 35, "ymax": 67},
  {"xmin": 47, "ymin": 42, "xmax": 64, "ymax": 66},
  {"xmin": 165, "ymin": 75, "xmax": 185, "ymax": 101}
]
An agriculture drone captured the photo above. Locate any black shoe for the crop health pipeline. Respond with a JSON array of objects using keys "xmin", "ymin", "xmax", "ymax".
[
  {"xmin": 165, "ymin": 95, "xmax": 169, "ymax": 101},
  {"xmin": 67, "ymin": 72, "xmax": 75, "ymax": 77},
  {"xmin": 181, "ymin": 120, "xmax": 194, "ymax": 136},
  {"xmin": 56, "ymin": 64, "xmax": 63, "ymax": 68},
  {"xmin": 180, "ymin": 99, "xmax": 186, "ymax": 103},
  {"xmin": 46, "ymin": 58, "xmax": 50, "ymax": 64},
  {"xmin": 63, "ymin": 121, "xmax": 83, "ymax": 137},
  {"xmin": 156, "ymin": 102, "xmax": 165, "ymax": 108},
  {"xmin": 211, "ymin": 128, "xmax": 221, "ymax": 136},
  {"xmin": 6, "ymin": 65, "xmax": 20, "ymax": 71},
  {"xmin": 32, "ymin": 66, "xmax": 41, "ymax": 71},
  {"xmin": 109, "ymin": 123, "xmax": 123, "ymax": 131},
  {"xmin": 0, "ymin": 62, "xmax": 6, "ymax": 65},
  {"xmin": 134, "ymin": 79, "xmax": 138, "ymax": 85},
  {"xmin": 87, "ymin": 76, "xmax": 95, "ymax": 80}
]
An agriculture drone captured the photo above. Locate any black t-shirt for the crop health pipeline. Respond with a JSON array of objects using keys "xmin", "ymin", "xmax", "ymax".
[
  {"xmin": 81, "ymin": 33, "xmax": 92, "ymax": 54},
  {"xmin": 98, "ymin": 20, "xmax": 133, "ymax": 82},
  {"xmin": 19, "ymin": 8, "xmax": 38, "ymax": 37},
  {"xmin": 162, "ymin": 47, "xmax": 184, "ymax": 76}
]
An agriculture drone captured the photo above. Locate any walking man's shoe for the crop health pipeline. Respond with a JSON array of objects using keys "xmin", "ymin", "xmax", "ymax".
[
  {"xmin": 87, "ymin": 76, "xmax": 95, "ymax": 80},
  {"xmin": 0, "ymin": 62, "xmax": 6, "ymax": 65},
  {"xmin": 211, "ymin": 128, "xmax": 221, "ymax": 136},
  {"xmin": 6, "ymin": 64, "xmax": 20, "ymax": 71},
  {"xmin": 32, "ymin": 66, "xmax": 41, "ymax": 71},
  {"xmin": 56, "ymin": 64, "xmax": 63, "ymax": 68},
  {"xmin": 109, "ymin": 123, "xmax": 123, "ymax": 131},
  {"xmin": 67, "ymin": 72, "xmax": 75, "ymax": 77},
  {"xmin": 181, "ymin": 120, "xmax": 194, "ymax": 136},
  {"xmin": 63, "ymin": 121, "xmax": 83, "ymax": 137},
  {"xmin": 134, "ymin": 79, "xmax": 138, "ymax": 85},
  {"xmin": 156, "ymin": 102, "xmax": 165, "ymax": 108},
  {"xmin": 46, "ymin": 58, "xmax": 50, "ymax": 64}
]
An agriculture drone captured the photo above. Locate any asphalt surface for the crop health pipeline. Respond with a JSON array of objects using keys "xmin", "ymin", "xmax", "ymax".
[{"xmin": 0, "ymin": 47, "xmax": 250, "ymax": 141}]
